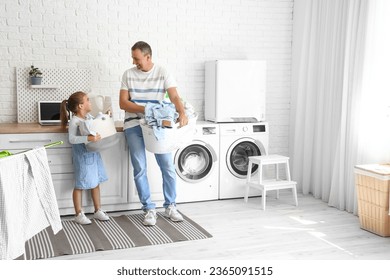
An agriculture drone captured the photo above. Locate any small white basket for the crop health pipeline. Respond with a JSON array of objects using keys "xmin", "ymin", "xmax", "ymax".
[
  {"xmin": 85, "ymin": 116, "xmax": 118, "ymax": 151},
  {"xmin": 140, "ymin": 115, "xmax": 197, "ymax": 154}
]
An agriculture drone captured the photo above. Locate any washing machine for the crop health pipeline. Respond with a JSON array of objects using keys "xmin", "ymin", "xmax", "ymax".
[
  {"xmin": 219, "ymin": 122, "xmax": 269, "ymax": 199},
  {"xmin": 174, "ymin": 121, "xmax": 219, "ymax": 203}
]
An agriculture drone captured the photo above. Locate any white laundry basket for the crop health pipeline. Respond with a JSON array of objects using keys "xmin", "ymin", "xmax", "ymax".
[
  {"xmin": 85, "ymin": 116, "xmax": 118, "ymax": 151},
  {"xmin": 140, "ymin": 114, "xmax": 197, "ymax": 154}
]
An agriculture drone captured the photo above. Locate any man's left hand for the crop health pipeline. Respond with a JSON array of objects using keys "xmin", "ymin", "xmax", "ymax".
[{"xmin": 178, "ymin": 113, "xmax": 188, "ymax": 127}]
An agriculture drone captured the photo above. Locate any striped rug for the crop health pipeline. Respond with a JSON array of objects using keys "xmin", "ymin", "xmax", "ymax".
[{"xmin": 17, "ymin": 211, "xmax": 212, "ymax": 260}]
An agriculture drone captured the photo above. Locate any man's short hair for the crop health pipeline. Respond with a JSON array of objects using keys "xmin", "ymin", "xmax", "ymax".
[{"xmin": 131, "ymin": 41, "xmax": 152, "ymax": 56}]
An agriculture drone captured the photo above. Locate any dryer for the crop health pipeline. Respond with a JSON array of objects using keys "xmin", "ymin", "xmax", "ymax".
[
  {"xmin": 219, "ymin": 122, "xmax": 269, "ymax": 199},
  {"xmin": 174, "ymin": 121, "xmax": 219, "ymax": 203}
]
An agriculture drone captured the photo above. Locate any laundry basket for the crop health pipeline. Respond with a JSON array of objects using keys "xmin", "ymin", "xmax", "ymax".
[
  {"xmin": 85, "ymin": 116, "xmax": 118, "ymax": 151},
  {"xmin": 140, "ymin": 114, "xmax": 197, "ymax": 154},
  {"xmin": 355, "ymin": 164, "xmax": 390, "ymax": 237}
]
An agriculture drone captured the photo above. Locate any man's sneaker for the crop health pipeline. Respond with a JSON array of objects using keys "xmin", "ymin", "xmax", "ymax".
[
  {"xmin": 93, "ymin": 209, "xmax": 110, "ymax": 221},
  {"xmin": 165, "ymin": 204, "xmax": 184, "ymax": 222},
  {"xmin": 143, "ymin": 209, "xmax": 157, "ymax": 226},
  {"xmin": 74, "ymin": 212, "xmax": 92, "ymax": 225}
]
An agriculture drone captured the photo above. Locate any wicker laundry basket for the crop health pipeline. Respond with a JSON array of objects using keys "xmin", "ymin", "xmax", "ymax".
[{"xmin": 354, "ymin": 164, "xmax": 390, "ymax": 237}]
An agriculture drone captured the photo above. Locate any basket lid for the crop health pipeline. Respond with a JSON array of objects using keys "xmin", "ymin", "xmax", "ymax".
[{"xmin": 355, "ymin": 164, "xmax": 390, "ymax": 176}]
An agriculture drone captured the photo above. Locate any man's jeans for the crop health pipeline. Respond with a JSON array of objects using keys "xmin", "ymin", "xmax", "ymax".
[{"xmin": 124, "ymin": 125, "xmax": 177, "ymax": 210}]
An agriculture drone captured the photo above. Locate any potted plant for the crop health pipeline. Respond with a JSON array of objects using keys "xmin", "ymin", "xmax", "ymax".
[{"xmin": 29, "ymin": 65, "xmax": 43, "ymax": 85}]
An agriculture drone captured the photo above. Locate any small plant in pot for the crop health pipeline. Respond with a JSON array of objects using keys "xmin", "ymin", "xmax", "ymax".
[{"xmin": 29, "ymin": 65, "xmax": 43, "ymax": 85}]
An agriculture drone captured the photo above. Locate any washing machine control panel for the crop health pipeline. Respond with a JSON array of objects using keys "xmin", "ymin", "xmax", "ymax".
[
  {"xmin": 253, "ymin": 124, "xmax": 266, "ymax": 132},
  {"xmin": 240, "ymin": 124, "xmax": 266, "ymax": 133},
  {"xmin": 203, "ymin": 127, "xmax": 217, "ymax": 135}
]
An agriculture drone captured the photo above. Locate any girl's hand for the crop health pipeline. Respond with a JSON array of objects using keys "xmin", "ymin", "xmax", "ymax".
[{"xmin": 88, "ymin": 133, "xmax": 101, "ymax": 142}]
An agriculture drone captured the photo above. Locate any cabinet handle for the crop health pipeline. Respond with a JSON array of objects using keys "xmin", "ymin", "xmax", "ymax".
[{"xmin": 9, "ymin": 139, "xmax": 52, "ymax": 143}]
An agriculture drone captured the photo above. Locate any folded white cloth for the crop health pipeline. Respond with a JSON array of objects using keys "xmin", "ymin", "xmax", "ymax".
[{"xmin": 0, "ymin": 147, "xmax": 62, "ymax": 260}]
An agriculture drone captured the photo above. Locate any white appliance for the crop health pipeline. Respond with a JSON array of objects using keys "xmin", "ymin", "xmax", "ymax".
[
  {"xmin": 174, "ymin": 122, "xmax": 219, "ymax": 203},
  {"xmin": 219, "ymin": 122, "xmax": 269, "ymax": 199},
  {"xmin": 205, "ymin": 60, "xmax": 266, "ymax": 123},
  {"xmin": 128, "ymin": 122, "xmax": 219, "ymax": 206}
]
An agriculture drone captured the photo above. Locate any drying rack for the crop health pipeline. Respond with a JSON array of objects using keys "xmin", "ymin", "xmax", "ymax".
[{"xmin": 0, "ymin": 141, "xmax": 64, "ymax": 158}]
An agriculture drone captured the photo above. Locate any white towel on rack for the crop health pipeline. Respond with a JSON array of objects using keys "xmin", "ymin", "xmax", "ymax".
[{"xmin": 0, "ymin": 147, "xmax": 62, "ymax": 260}]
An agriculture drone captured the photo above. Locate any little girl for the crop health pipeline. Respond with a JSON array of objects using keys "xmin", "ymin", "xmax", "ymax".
[{"xmin": 60, "ymin": 91, "xmax": 110, "ymax": 225}]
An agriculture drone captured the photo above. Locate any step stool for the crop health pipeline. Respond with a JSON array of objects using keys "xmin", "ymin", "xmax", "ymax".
[{"xmin": 244, "ymin": 155, "xmax": 298, "ymax": 210}]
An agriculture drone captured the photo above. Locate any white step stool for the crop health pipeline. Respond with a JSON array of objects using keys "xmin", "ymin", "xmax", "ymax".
[{"xmin": 244, "ymin": 155, "xmax": 298, "ymax": 210}]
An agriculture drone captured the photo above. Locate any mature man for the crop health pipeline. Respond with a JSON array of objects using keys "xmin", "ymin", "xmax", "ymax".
[{"xmin": 119, "ymin": 41, "xmax": 188, "ymax": 226}]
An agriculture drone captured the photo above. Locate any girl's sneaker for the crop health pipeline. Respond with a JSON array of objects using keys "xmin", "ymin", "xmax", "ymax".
[
  {"xmin": 93, "ymin": 209, "xmax": 110, "ymax": 221},
  {"xmin": 75, "ymin": 212, "xmax": 92, "ymax": 225}
]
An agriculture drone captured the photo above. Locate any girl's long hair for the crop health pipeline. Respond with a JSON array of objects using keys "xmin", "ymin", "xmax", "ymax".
[{"xmin": 60, "ymin": 91, "xmax": 87, "ymax": 128}]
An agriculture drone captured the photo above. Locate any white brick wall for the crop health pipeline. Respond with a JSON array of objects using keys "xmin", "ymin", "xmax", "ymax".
[{"xmin": 0, "ymin": 0, "xmax": 293, "ymax": 155}]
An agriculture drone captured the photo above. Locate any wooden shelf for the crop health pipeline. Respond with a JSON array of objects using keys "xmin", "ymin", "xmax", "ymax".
[{"xmin": 30, "ymin": 85, "xmax": 60, "ymax": 89}]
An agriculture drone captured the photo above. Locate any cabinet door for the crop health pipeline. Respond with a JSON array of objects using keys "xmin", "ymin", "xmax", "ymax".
[
  {"xmin": 128, "ymin": 149, "xmax": 165, "ymax": 204},
  {"xmin": 46, "ymin": 148, "xmax": 73, "ymax": 174},
  {"xmin": 0, "ymin": 133, "xmax": 76, "ymax": 213},
  {"xmin": 51, "ymin": 173, "xmax": 74, "ymax": 209},
  {"xmin": 0, "ymin": 132, "xmax": 131, "ymax": 214},
  {"xmin": 96, "ymin": 132, "xmax": 129, "ymax": 205},
  {"xmin": 0, "ymin": 148, "xmax": 75, "ymax": 209},
  {"xmin": 56, "ymin": 133, "xmax": 130, "ymax": 215}
]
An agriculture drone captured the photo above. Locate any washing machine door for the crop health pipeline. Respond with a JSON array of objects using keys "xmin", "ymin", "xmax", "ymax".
[
  {"xmin": 174, "ymin": 140, "xmax": 217, "ymax": 183},
  {"xmin": 226, "ymin": 137, "xmax": 266, "ymax": 178}
]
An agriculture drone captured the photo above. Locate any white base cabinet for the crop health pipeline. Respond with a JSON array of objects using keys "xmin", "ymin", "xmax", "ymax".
[
  {"xmin": 128, "ymin": 150, "xmax": 166, "ymax": 207},
  {"xmin": 0, "ymin": 132, "xmax": 131, "ymax": 216}
]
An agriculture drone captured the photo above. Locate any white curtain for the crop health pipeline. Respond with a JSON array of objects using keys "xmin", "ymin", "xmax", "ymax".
[
  {"xmin": 290, "ymin": 0, "xmax": 390, "ymax": 214},
  {"xmin": 357, "ymin": 0, "xmax": 390, "ymax": 164}
]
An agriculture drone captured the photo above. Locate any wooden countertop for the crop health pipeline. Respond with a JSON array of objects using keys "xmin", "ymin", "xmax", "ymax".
[{"xmin": 0, "ymin": 123, "xmax": 124, "ymax": 134}]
